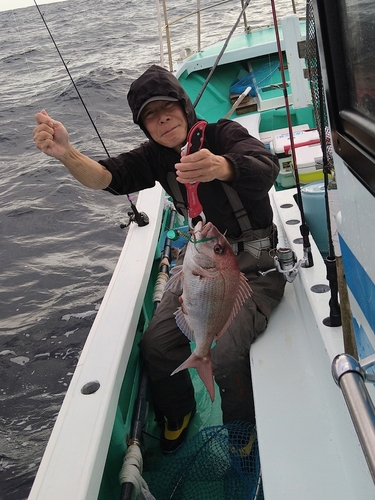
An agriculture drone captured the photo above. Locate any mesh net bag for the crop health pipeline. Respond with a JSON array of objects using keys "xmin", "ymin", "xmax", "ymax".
[
  {"xmin": 146, "ymin": 421, "xmax": 263, "ymax": 500},
  {"xmin": 305, "ymin": 0, "xmax": 334, "ymax": 171},
  {"xmin": 229, "ymin": 61, "xmax": 280, "ymax": 97}
]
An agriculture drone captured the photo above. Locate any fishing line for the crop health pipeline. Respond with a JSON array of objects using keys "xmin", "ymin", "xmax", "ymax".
[
  {"xmin": 176, "ymin": 230, "xmax": 216, "ymax": 245},
  {"xmin": 33, "ymin": 0, "xmax": 110, "ymax": 157},
  {"xmin": 33, "ymin": 0, "xmax": 148, "ymax": 226}
]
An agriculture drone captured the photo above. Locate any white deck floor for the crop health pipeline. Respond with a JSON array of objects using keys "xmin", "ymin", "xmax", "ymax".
[{"xmin": 251, "ymin": 187, "xmax": 375, "ymax": 498}]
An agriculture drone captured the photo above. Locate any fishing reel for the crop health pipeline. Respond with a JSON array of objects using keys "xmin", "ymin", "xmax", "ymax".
[
  {"xmin": 257, "ymin": 247, "xmax": 306, "ymax": 283},
  {"xmin": 274, "ymin": 247, "xmax": 302, "ymax": 282},
  {"xmin": 120, "ymin": 203, "xmax": 149, "ymax": 229}
]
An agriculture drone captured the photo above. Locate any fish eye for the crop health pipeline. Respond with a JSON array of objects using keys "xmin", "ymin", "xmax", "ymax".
[{"xmin": 213, "ymin": 244, "xmax": 223, "ymax": 254}]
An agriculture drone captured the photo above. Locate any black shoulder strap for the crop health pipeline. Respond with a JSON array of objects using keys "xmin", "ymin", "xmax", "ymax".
[
  {"xmin": 221, "ymin": 183, "xmax": 253, "ymax": 238},
  {"xmin": 206, "ymin": 122, "xmax": 253, "ymax": 236},
  {"xmin": 167, "ymin": 172, "xmax": 188, "ymax": 219}
]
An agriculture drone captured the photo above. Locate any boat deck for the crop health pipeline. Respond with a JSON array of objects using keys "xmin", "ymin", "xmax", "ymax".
[
  {"xmin": 176, "ymin": 19, "xmax": 314, "ymax": 131},
  {"xmin": 175, "ymin": 22, "xmax": 306, "ymax": 76},
  {"xmin": 251, "ymin": 186, "xmax": 375, "ymax": 499}
]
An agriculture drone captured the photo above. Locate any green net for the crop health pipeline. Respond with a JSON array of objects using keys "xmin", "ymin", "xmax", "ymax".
[{"xmin": 146, "ymin": 421, "xmax": 263, "ymax": 500}]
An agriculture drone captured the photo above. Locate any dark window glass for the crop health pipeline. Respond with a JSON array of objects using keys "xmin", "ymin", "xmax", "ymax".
[
  {"xmin": 339, "ymin": 0, "xmax": 375, "ymax": 120},
  {"xmin": 317, "ymin": 0, "xmax": 375, "ymax": 194}
]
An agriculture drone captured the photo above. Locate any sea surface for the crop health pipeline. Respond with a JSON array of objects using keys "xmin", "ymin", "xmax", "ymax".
[{"xmin": 0, "ymin": 0, "xmax": 305, "ymax": 498}]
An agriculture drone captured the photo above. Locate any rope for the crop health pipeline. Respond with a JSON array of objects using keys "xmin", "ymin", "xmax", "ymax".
[{"xmin": 119, "ymin": 444, "xmax": 156, "ymax": 500}]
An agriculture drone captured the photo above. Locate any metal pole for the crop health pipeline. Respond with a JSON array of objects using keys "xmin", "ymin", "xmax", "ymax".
[
  {"xmin": 155, "ymin": 0, "xmax": 165, "ymax": 67},
  {"xmin": 197, "ymin": 0, "xmax": 201, "ymax": 53},
  {"xmin": 193, "ymin": 0, "xmax": 251, "ymax": 108},
  {"xmin": 162, "ymin": 0, "xmax": 173, "ymax": 71},
  {"xmin": 332, "ymin": 354, "xmax": 375, "ymax": 484},
  {"xmin": 241, "ymin": 0, "xmax": 249, "ymax": 31}
]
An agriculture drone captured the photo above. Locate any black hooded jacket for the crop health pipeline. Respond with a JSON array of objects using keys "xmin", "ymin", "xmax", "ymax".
[
  {"xmin": 100, "ymin": 65, "xmax": 280, "ymax": 238},
  {"xmin": 127, "ymin": 65, "xmax": 197, "ymax": 134}
]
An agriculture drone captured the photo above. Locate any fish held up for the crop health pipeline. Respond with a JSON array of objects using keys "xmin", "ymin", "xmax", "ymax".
[{"xmin": 165, "ymin": 221, "xmax": 252, "ymax": 401}]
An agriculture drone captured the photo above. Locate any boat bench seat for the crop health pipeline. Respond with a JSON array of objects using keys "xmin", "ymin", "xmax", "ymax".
[{"xmin": 250, "ymin": 186, "xmax": 375, "ymax": 499}]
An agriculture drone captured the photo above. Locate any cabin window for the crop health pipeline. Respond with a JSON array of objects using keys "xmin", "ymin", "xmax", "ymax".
[
  {"xmin": 315, "ymin": 0, "xmax": 375, "ymax": 195},
  {"xmin": 339, "ymin": 0, "xmax": 375, "ymax": 119}
]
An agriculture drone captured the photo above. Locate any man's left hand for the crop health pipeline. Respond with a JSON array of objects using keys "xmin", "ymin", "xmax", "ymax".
[{"xmin": 175, "ymin": 149, "xmax": 235, "ymax": 183}]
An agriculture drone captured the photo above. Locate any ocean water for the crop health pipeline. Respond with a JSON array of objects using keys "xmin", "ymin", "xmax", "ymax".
[{"xmin": 0, "ymin": 0, "xmax": 305, "ymax": 498}]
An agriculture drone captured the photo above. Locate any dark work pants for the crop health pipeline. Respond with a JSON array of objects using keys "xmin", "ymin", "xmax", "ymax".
[{"xmin": 139, "ymin": 237, "xmax": 286, "ymax": 423}]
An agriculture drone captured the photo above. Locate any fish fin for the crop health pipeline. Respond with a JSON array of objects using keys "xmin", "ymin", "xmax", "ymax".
[
  {"xmin": 232, "ymin": 273, "xmax": 252, "ymax": 316},
  {"xmin": 170, "ymin": 264, "xmax": 183, "ymax": 277},
  {"xmin": 212, "ymin": 274, "xmax": 252, "ymax": 342},
  {"xmin": 164, "ymin": 267, "xmax": 183, "ymax": 292},
  {"xmin": 171, "ymin": 352, "xmax": 215, "ymax": 402},
  {"xmin": 174, "ymin": 308, "xmax": 195, "ymax": 342}
]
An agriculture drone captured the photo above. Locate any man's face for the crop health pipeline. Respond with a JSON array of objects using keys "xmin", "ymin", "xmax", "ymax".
[{"xmin": 140, "ymin": 100, "xmax": 188, "ymax": 152}]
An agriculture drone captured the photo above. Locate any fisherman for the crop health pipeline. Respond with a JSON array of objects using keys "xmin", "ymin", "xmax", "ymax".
[{"xmin": 33, "ymin": 64, "xmax": 285, "ymax": 453}]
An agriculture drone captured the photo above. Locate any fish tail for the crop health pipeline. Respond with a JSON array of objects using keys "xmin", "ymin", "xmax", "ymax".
[{"xmin": 171, "ymin": 353, "xmax": 215, "ymax": 402}]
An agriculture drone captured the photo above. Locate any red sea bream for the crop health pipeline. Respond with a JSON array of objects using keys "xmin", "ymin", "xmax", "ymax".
[{"xmin": 166, "ymin": 221, "xmax": 252, "ymax": 401}]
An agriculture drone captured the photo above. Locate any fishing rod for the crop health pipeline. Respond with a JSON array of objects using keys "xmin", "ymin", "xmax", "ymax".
[
  {"xmin": 314, "ymin": 46, "xmax": 341, "ymax": 327},
  {"xmin": 119, "ymin": 369, "xmax": 149, "ymax": 500},
  {"xmin": 270, "ymin": 0, "xmax": 314, "ymax": 268},
  {"xmin": 153, "ymin": 208, "xmax": 178, "ymax": 304},
  {"xmin": 193, "ymin": 0, "xmax": 251, "ymax": 108},
  {"xmin": 33, "ymin": 0, "xmax": 148, "ymax": 227}
]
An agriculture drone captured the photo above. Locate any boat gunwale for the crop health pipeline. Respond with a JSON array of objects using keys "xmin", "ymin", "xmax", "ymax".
[{"xmin": 28, "ymin": 185, "xmax": 165, "ymax": 500}]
